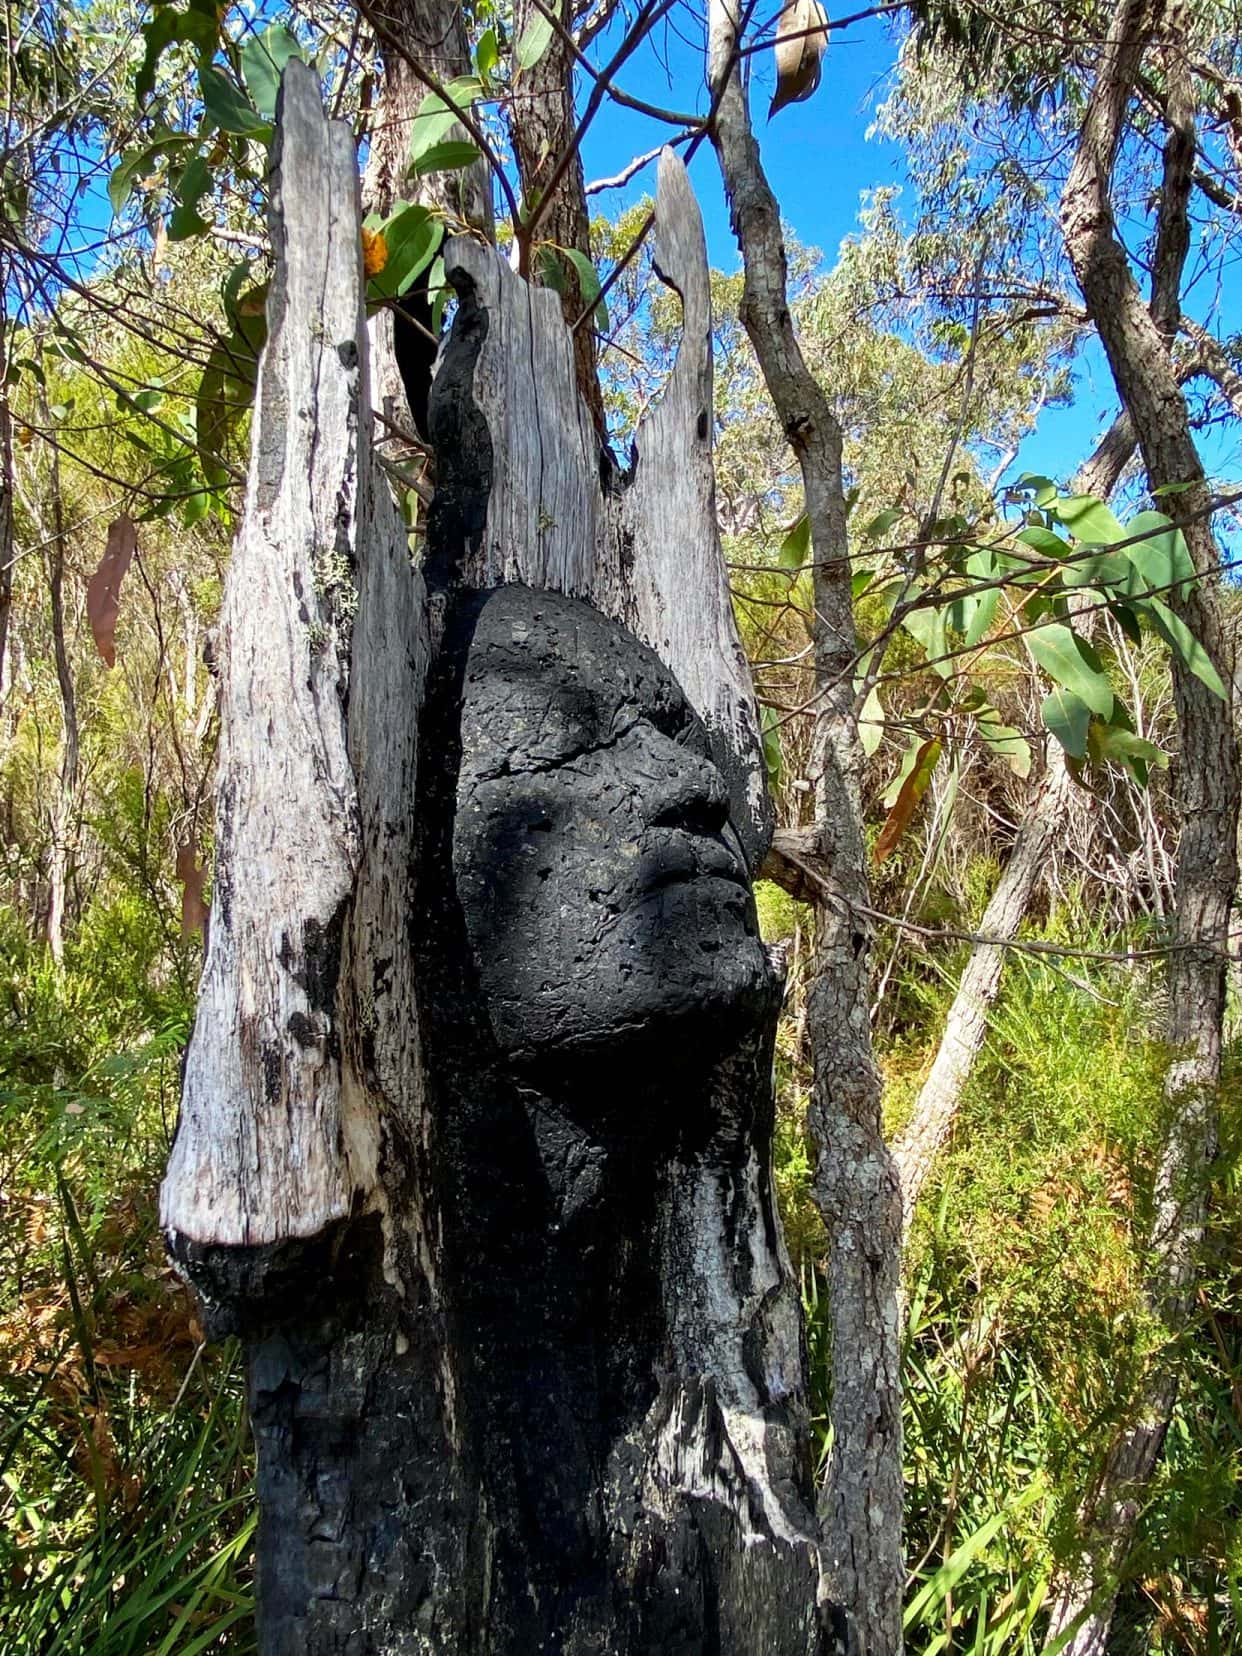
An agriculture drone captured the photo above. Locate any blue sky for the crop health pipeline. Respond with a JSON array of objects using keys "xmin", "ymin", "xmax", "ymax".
[
  {"xmin": 80, "ymin": 5, "xmax": 1237, "ymax": 508},
  {"xmin": 574, "ymin": 9, "xmax": 1241, "ymax": 502}
]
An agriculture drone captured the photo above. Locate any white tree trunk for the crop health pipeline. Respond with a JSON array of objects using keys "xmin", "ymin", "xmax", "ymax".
[{"xmin": 707, "ymin": 7, "xmax": 904, "ymax": 1651}]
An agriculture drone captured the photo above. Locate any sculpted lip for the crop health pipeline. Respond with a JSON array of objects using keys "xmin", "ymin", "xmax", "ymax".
[{"xmin": 633, "ymin": 831, "xmax": 749, "ymax": 898}]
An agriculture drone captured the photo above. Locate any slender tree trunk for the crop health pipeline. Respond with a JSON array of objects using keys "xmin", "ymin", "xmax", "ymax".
[
  {"xmin": 1044, "ymin": 3, "xmax": 1241, "ymax": 1647},
  {"xmin": 708, "ymin": 9, "xmax": 903, "ymax": 1651},
  {"xmin": 892, "ymin": 416, "xmax": 1137, "ymax": 1235},
  {"xmin": 0, "ymin": 290, "xmax": 14, "ymax": 706},
  {"xmin": 359, "ymin": 0, "xmax": 493, "ymax": 435},
  {"xmin": 361, "ymin": 0, "xmax": 492, "ymax": 230},
  {"xmin": 42, "ymin": 410, "xmax": 79, "ymax": 964},
  {"xmin": 891, "ymin": 760, "xmax": 1071, "ymax": 1230}
]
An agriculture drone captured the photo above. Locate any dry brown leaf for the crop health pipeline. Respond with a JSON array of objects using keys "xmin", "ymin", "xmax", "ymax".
[
  {"xmin": 176, "ymin": 842, "xmax": 210, "ymax": 938},
  {"xmin": 87, "ymin": 514, "xmax": 137, "ymax": 668},
  {"xmin": 770, "ymin": 0, "xmax": 829, "ymax": 118},
  {"xmin": 874, "ymin": 737, "xmax": 942, "ymax": 864}
]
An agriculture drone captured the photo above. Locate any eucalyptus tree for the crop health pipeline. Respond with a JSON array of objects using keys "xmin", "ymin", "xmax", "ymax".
[{"xmin": 877, "ymin": 1, "xmax": 1242, "ymax": 1646}]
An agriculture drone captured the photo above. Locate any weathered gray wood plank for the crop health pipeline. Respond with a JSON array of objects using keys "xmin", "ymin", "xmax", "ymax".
[
  {"xmin": 623, "ymin": 150, "xmax": 770, "ymax": 860},
  {"xmin": 161, "ymin": 61, "xmax": 426, "ymax": 1253}
]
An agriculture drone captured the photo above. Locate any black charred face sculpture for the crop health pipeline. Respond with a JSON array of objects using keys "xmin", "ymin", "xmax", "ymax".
[{"xmin": 451, "ymin": 586, "xmax": 771, "ymax": 1071}]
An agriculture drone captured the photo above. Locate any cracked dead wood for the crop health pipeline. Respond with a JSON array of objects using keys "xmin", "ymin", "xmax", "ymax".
[
  {"xmin": 162, "ymin": 60, "xmax": 832, "ymax": 1650},
  {"xmin": 707, "ymin": 5, "xmax": 904, "ymax": 1651},
  {"xmin": 1043, "ymin": 2, "xmax": 1241, "ymax": 1649}
]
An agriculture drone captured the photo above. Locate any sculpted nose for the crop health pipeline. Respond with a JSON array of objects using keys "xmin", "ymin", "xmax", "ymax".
[{"xmin": 642, "ymin": 730, "xmax": 729, "ymax": 835}]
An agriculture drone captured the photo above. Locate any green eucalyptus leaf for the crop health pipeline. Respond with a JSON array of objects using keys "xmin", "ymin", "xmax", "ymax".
[
  {"xmin": 761, "ymin": 704, "xmax": 782, "ymax": 788},
  {"xmin": 961, "ymin": 548, "xmax": 998, "ymax": 648},
  {"xmin": 365, "ymin": 202, "xmax": 441, "ymax": 300},
  {"xmin": 515, "ymin": 10, "xmax": 555, "ymax": 72},
  {"xmin": 535, "ymin": 243, "xmax": 566, "ymax": 293},
  {"xmin": 1120, "ymin": 510, "xmax": 1195, "ymax": 598},
  {"xmin": 221, "ymin": 258, "xmax": 253, "ymax": 324},
  {"xmin": 864, "ymin": 506, "xmax": 902, "ymax": 541},
  {"xmin": 1063, "ymin": 547, "xmax": 1138, "ymax": 592},
  {"xmin": 946, "ymin": 594, "xmax": 976, "ymax": 636},
  {"xmin": 1014, "ymin": 472, "xmax": 1057, "ymax": 507},
  {"xmin": 859, "ymin": 684, "xmax": 884, "ymax": 757},
  {"xmin": 855, "ymin": 651, "xmax": 884, "ymax": 758},
  {"xmin": 1091, "ymin": 725, "xmax": 1167, "ymax": 770},
  {"xmin": 475, "ymin": 26, "xmax": 500, "ymax": 80},
  {"xmin": 429, "ymin": 255, "xmax": 450, "ymax": 333},
  {"xmin": 167, "ymin": 153, "xmax": 211, "ymax": 241},
  {"xmin": 240, "ymin": 24, "xmax": 304, "ymax": 119},
  {"xmin": 1111, "ymin": 601, "xmax": 1143, "ymax": 648},
  {"xmin": 1051, "ymin": 492, "xmax": 1127, "ymax": 546},
  {"xmin": 427, "ymin": 255, "xmax": 453, "ymax": 332},
  {"xmin": 559, "ymin": 246, "xmax": 609, "ymax": 331},
  {"xmin": 1042, "ymin": 687, "xmax": 1092, "ymax": 759},
  {"xmin": 779, "ymin": 513, "xmax": 812, "ymax": 570},
  {"xmin": 978, "ymin": 711, "xmax": 1031, "ymax": 778},
  {"xmin": 181, "ymin": 489, "xmax": 211, "ymax": 528},
  {"xmin": 902, "ymin": 605, "xmax": 951, "ymax": 678},
  {"xmin": 964, "ymin": 585, "xmax": 998, "ymax": 648},
  {"xmin": 137, "ymin": 5, "xmax": 219, "ymax": 104},
  {"xmin": 409, "ymin": 139, "xmax": 482, "ymax": 178},
  {"xmin": 408, "ymin": 77, "xmax": 481, "ymax": 165},
  {"xmin": 1015, "ymin": 523, "xmax": 1065, "ymax": 557},
  {"xmin": 195, "ymin": 308, "xmax": 267, "ymax": 489},
  {"xmin": 108, "ymin": 134, "xmax": 193, "ymax": 215},
  {"xmin": 1026, "ymin": 623, "xmax": 1113, "ymax": 716},
  {"xmin": 1145, "ymin": 597, "xmax": 1227, "ymax": 698},
  {"xmin": 199, "ymin": 66, "xmax": 270, "ymax": 137}
]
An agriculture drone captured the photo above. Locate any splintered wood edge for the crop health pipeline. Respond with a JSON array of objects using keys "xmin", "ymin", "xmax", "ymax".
[
  {"xmin": 438, "ymin": 150, "xmax": 770, "ymax": 862},
  {"xmin": 627, "ymin": 148, "xmax": 772, "ymax": 864},
  {"xmin": 161, "ymin": 62, "xmax": 381, "ymax": 1253}
]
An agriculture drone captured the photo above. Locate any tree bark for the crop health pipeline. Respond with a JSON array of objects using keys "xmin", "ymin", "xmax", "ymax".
[
  {"xmin": 359, "ymin": 0, "xmax": 493, "ymax": 435},
  {"xmin": 163, "ymin": 65, "xmax": 833, "ymax": 1653},
  {"xmin": 361, "ymin": 0, "xmax": 492, "ymax": 229},
  {"xmin": 1180, "ymin": 315, "xmax": 1242, "ymax": 419},
  {"xmin": 1045, "ymin": 2, "xmax": 1240, "ymax": 1648},
  {"xmin": 707, "ymin": 8, "xmax": 904, "ymax": 1652},
  {"xmin": 41, "ymin": 398, "xmax": 79, "ymax": 965}
]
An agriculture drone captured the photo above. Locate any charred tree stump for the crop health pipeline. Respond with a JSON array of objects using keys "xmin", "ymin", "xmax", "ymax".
[{"xmin": 162, "ymin": 62, "xmax": 840, "ymax": 1655}]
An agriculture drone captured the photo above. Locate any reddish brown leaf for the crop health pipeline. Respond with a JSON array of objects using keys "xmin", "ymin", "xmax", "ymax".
[
  {"xmin": 176, "ymin": 842, "xmax": 210, "ymax": 938},
  {"xmin": 87, "ymin": 515, "xmax": 137, "ymax": 668},
  {"xmin": 874, "ymin": 737, "xmax": 942, "ymax": 864}
]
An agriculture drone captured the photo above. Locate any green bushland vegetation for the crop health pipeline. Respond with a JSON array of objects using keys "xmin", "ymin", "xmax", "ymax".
[
  {"xmin": 5, "ymin": 871, "xmax": 1237, "ymax": 1651},
  {"xmin": 4, "ymin": 0, "xmax": 1241, "ymax": 1643},
  {"xmin": 0, "ymin": 810, "xmax": 255, "ymax": 1652},
  {"xmin": 760, "ymin": 877, "xmax": 1242, "ymax": 1654}
]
